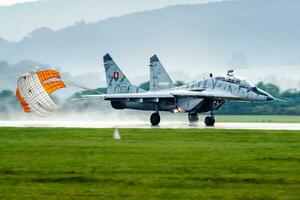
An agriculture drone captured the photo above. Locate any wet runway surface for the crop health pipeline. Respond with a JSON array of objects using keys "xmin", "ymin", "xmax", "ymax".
[{"xmin": 1, "ymin": 121, "xmax": 300, "ymax": 130}]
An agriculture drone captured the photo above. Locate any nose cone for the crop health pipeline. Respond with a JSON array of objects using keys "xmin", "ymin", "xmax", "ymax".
[
  {"xmin": 266, "ymin": 95, "xmax": 275, "ymax": 101},
  {"xmin": 255, "ymin": 88, "xmax": 275, "ymax": 101},
  {"xmin": 262, "ymin": 91, "xmax": 275, "ymax": 101}
]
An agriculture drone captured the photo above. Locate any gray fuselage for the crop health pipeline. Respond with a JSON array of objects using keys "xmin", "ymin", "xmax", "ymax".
[{"xmin": 110, "ymin": 77, "xmax": 274, "ymax": 114}]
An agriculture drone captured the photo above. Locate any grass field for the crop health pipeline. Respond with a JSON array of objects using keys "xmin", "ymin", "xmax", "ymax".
[
  {"xmin": 0, "ymin": 128, "xmax": 300, "ymax": 200},
  {"xmin": 216, "ymin": 115, "xmax": 300, "ymax": 123}
]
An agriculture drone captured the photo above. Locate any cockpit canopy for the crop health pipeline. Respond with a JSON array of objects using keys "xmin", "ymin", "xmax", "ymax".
[{"xmin": 215, "ymin": 70, "xmax": 255, "ymax": 89}]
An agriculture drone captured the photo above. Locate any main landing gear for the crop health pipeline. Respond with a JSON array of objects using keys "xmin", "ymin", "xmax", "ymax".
[{"xmin": 150, "ymin": 112, "xmax": 161, "ymax": 126}]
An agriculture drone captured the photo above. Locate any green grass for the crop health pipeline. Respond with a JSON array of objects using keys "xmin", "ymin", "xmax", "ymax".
[
  {"xmin": 216, "ymin": 115, "xmax": 300, "ymax": 123},
  {"xmin": 0, "ymin": 128, "xmax": 300, "ymax": 200}
]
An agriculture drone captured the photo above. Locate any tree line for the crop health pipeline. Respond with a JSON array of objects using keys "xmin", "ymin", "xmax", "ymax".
[{"xmin": 1, "ymin": 81, "xmax": 300, "ymax": 115}]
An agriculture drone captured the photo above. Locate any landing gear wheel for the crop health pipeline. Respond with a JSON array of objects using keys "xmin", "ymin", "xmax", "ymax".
[
  {"xmin": 205, "ymin": 116, "xmax": 215, "ymax": 127},
  {"xmin": 150, "ymin": 113, "xmax": 161, "ymax": 126},
  {"xmin": 188, "ymin": 113, "xmax": 199, "ymax": 124}
]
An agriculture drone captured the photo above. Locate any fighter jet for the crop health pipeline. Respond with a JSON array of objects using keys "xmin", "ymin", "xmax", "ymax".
[{"xmin": 82, "ymin": 54, "xmax": 274, "ymax": 126}]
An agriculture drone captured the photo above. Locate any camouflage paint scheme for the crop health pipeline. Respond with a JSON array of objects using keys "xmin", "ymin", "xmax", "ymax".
[{"xmin": 83, "ymin": 54, "xmax": 274, "ymax": 114}]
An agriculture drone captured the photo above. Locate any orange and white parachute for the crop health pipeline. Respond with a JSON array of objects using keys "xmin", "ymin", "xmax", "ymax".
[{"xmin": 16, "ymin": 68, "xmax": 66, "ymax": 116}]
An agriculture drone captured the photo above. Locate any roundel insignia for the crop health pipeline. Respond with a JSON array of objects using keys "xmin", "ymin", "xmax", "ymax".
[{"xmin": 113, "ymin": 72, "xmax": 120, "ymax": 81}]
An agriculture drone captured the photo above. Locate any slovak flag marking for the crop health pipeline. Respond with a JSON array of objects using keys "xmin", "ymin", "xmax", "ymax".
[{"xmin": 113, "ymin": 72, "xmax": 120, "ymax": 81}]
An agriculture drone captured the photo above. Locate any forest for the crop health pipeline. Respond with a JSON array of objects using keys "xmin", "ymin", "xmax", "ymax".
[{"xmin": 1, "ymin": 82, "xmax": 299, "ymax": 115}]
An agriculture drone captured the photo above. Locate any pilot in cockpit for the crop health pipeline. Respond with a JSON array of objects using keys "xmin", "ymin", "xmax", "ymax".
[
  {"xmin": 216, "ymin": 70, "xmax": 255, "ymax": 89},
  {"xmin": 226, "ymin": 70, "xmax": 235, "ymax": 83}
]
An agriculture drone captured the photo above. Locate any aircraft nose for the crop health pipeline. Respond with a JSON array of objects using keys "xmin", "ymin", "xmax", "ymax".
[
  {"xmin": 266, "ymin": 95, "xmax": 274, "ymax": 101},
  {"xmin": 264, "ymin": 91, "xmax": 275, "ymax": 101},
  {"xmin": 255, "ymin": 88, "xmax": 275, "ymax": 101}
]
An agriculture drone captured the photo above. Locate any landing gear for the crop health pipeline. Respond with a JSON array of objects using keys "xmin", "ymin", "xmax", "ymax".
[
  {"xmin": 188, "ymin": 113, "xmax": 199, "ymax": 124},
  {"xmin": 150, "ymin": 112, "xmax": 161, "ymax": 126},
  {"xmin": 204, "ymin": 101, "xmax": 217, "ymax": 127},
  {"xmin": 205, "ymin": 116, "xmax": 215, "ymax": 127}
]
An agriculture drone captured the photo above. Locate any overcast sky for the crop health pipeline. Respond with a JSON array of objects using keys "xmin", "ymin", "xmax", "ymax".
[
  {"xmin": 0, "ymin": 0, "xmax": 226, "ymax": 40},
  {"xmin": 0, "ymin": 0, "xmax": 222, "ymax": 6},
  {"xmin": 0, "ymin": 0, "xmax": 38, "ymax": 6}
]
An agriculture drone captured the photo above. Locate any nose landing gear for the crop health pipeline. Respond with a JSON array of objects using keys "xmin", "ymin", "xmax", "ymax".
[
  {"xmin": 188, "ymin": 112, "xmax": 215, "ymax": 126},
  {"xmin": 205, "ymin": 116, "xmax": 215, "ymax": 126},
  {"xmin": 205, "ymin": 109, "xmax": 215, "ymax": 126}
]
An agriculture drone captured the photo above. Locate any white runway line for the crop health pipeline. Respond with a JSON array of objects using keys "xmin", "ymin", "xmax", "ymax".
[{"xmin": 0, "ymin": 121, "xmax": 300, "ymax": 130}]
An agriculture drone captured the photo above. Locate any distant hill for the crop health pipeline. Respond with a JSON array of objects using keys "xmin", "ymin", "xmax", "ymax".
[
  {"xmin": 0, "ymin": 60, "xmax": 49, "ymax": 91},
  {"xmin": 1, "ymin": 0, "xmax": 300, "ymax": 73},
  {"xmin": 0, "ymin": 0, "xmax": 299, "ymax": 89},
  {"xmin": 0, "ymin": 0, "xmax": 217, "ymax": 41}
]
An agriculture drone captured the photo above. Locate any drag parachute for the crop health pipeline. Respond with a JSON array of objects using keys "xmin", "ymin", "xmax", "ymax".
[{"xmin": 16, "ymin": 68, "xmax": 66, "ymax": 116}]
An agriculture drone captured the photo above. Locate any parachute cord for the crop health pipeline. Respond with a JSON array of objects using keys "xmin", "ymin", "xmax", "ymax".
[{"xmin": 64, "ymin": 80, "xmax": 104, "ymax": 94}]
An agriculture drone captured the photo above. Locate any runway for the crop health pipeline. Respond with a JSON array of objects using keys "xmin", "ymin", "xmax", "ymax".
[{"xmin": 1, "ymin": 121, "xmax": 300, "ymax": 130}]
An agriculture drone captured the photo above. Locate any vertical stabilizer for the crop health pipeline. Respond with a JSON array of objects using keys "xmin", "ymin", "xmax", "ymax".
[
  {"xmin": 103, "ymin": 54, "xmax": 145, "ymax": 94},
  {"xmin": 150, "ymin": 55, "xmax": 175, "ymax": 91}
]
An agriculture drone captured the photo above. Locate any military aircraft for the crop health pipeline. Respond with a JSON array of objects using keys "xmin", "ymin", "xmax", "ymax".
[{"xmin": 82, "ymin": 54, "xmax": 274, "ymax": 126}]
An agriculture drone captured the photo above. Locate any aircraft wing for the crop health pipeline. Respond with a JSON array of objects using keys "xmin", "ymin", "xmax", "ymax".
[
  {"xmin": 79, "ymin": 92, "xmax": 174, "ymax": 101},
  {"xmin": 78, "ymin": 89, "xmax": 242, "ymax": 101}
]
